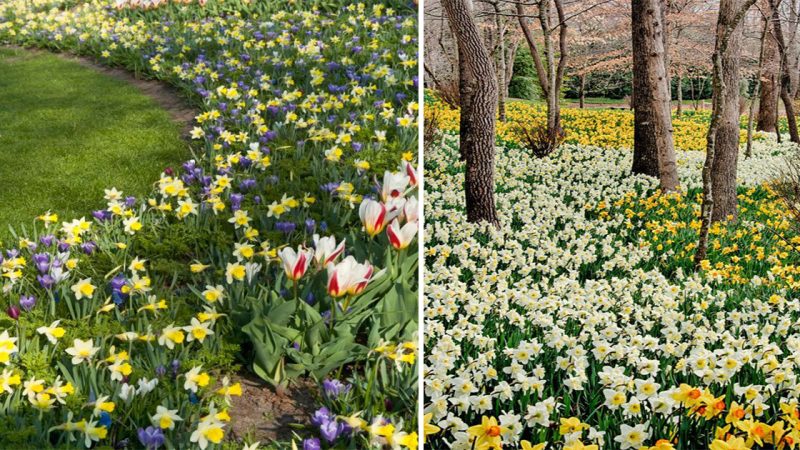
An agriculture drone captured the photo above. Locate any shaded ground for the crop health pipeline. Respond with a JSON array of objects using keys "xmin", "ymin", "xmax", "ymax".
[
  {"xmin": 227, "ymin": 373, "xmax": 316, "ymax": 444},
  {"xmin": 0, "ymin": 46, "xmax": 192, "ymax": 234}
]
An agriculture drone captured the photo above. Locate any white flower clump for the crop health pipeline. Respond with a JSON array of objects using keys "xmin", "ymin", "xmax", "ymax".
[{"xmin": 424, "ymin": 135, "xmax": 800, "ymax": 447}]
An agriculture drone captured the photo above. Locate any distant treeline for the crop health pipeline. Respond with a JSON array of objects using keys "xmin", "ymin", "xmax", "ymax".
[{"xmin": 509, "ymin": 47, "xmax": 714, "ymax": 102}]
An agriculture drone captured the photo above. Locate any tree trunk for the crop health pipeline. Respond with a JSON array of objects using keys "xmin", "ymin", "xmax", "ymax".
[
  {"xmin": 442, "ymin": 0, "xmax": 500, "ymax": 225},
  {"xmin": 631, "ymin": 0, "xmax": 680, "ymax": 191},
  {"xmin": 662, "ymin": 0, "xmax": 671, "ymax": 100},
  {"xmin": 504, "ymin": 40, "xmax": 519, "ymax": 104},
  {"xmin": 541, "ymin": 0, "xmax": 559, "ymax": 133},
  {"xmin": 517, "ymin": 0, "xmax": 567, "ymax": 137},
  {"xmin": 771, "ymin": 0, "xmax": 800, "ymax": 142},
  {"xmin": 676, "ymin": 70, "xmax": 683, "ymax": 116},
  {"xmin": 757, "ymin": 4, "xmax": 779, "ymax": 133},
  {"xmin": 710, "ymin": 0, "xmax": 744, "ymax": 222},
  {"xmin": 746, "ymin": 77, "xmax": 759, "ymax": 158},
  {"xmin": 695, "ymin": 0, "xmax": 755, "ymax": 267},
  {"xmin": 493, "ymin": 2, "xmax": 507, "ymax": 122},
  {"xmin": 579, "ymin": 74, "xmax": 586, "ymax": 108},
  {"xmin": 748, "ymin": 13, "xmax": 769, "ymax": 158}
]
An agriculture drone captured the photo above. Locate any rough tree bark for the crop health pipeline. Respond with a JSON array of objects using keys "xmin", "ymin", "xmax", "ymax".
[
  {"xmin": 517, "ymin": 0, "xmax": 568, "ymax": 137},
  {"xmin": 710, "ymin": 0, "xmax": 745, "ymax": 223},
  {"xmin": 442, "ymin": 0, "xmax": 500, "ymax": 225},
  {"xmin": 770, "ymin": 0, "xmax": 800, "ymax": 143},
  {"xmin": 631, "ymin": 0, "xmax": 680, "ymax": 191},
  {"xmin": 757, "ymin": 0, "xmax": 779, "ymax": 132},
  {"xmin": 695, "ymin": 0, "xmax": 757, "ymax": 267}
]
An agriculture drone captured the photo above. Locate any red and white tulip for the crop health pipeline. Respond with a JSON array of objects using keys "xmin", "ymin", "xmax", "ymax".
[
  {"xmin": 381, "ymin": 171, "xmax": 410, "ymax": 203},
  {"xmin": 278, "ymin": 246, "xmax": 313, "ymax": 281},
  {"xmin": 402, "ymin": 195, "xmax": 418, "ymax": 223},
  {"xmin": 386, "ymin": 219, "xmax": 418, "ymax": 250},
  {"xmin": 312, "ymin": 234, "xmax": 345, "ymax": 268},
  {"xmin": 326, "ymin": 256, "xmax": 383, "ymax": 298},
  {"xmin": 402, "ymin": 161, "xmax": 418, "ymax": 187},
  {"xmin": 359, "ymin": 199, "xmax": 389, "ymax": 237}
]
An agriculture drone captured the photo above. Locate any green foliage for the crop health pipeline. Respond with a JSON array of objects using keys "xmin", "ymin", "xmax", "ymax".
[
  {"xmin": 508, "ymin": 47, "xmax": 541, "ymax": 101},
  {"xmin": 239, "ymin": 244, "xmax": 418, "ymax": 387}
]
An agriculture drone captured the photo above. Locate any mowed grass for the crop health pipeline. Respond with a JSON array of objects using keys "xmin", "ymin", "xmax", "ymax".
[{"xmin": 0, "ymin": 47, "xmax": 189, "ymax": 237}]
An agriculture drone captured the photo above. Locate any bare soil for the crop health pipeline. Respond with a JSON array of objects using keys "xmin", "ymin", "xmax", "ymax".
[{"xmin": 226, "ymin": 373, "xmax": 317, "ymax": 444}]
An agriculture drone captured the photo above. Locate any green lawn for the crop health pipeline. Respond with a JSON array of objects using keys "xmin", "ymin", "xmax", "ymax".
[{"xmin": 0, "ymin": 47, "xmax": 189, "ymax": 238}]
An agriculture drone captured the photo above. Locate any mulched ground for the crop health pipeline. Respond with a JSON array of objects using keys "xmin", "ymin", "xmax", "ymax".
[{"xmin": 226, "ymin": 373, "xmax": 317, "ymax": 443}]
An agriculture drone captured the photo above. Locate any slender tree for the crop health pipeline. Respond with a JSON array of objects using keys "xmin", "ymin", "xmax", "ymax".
[
  {"xmin": 770, "ymin": 0, "xmax": 800, "ymax": 143},
  {"xmin": 491, "ymin": 0, "xmax": 508, "ymax": 121},
  {"xmin": 757, "ymin": 0, "xmax": 779, "ymax": 132},
  {"xmin": 517, "ymin": 0, "xmax": 568, "ymax": 138},
  {"xmin": 631, "ymin": 0, "xmax": 680, "ymax": 190},
  {"xmin": 695, "ymin": 0, "xmax": 757, "ymax": 267},
  {"xmin": 442, "ymin": 0, "xmax": 500, "ymax": 225},
  {"xmin": 747, "ymin": 11, "xmax": 770, "ymax": 158}
]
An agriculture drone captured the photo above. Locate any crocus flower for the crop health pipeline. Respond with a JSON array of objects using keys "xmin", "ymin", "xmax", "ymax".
[
  {"xmin": 19, "ymin": 295, "xmax": 36, "ymax": 312},
  {"xmin": 319, "ymin": 420, "xmax": 341, "ymax": 443},
  {"xmin": 278, "ymin": 247, "xmax": 313, "ymax": 282},
  {"xmin": 322, "ymin": 379, "xmax": 351, "ymax": 398},
  {"xmin": 303, "ymin": 438, "xmax": 321, "ymax": 450},
  {"xmin": 138, "ymin": 426, "xmax": 165, "ymax": 449},
  {"xmin": 276, "ymin": 221, "xmax": 296, "ymax": 234},
  {"xmin": 39, "ymin": 235, "xmax": 55, "ymax": 247},
  {"xmin": 310, "ymin": 407, "xmax": 334, "ymax": 427},
  {"xmin": 32, "ymin": 253, "xmax": 50, "ymax": 273},
  {"xmin": 37, "ymin": 274, "xmax": 55, "ymax": 290}
]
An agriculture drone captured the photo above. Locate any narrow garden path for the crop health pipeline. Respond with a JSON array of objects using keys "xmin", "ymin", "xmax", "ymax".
[{"xmin": 0, "ymin": 46, "xmax": 191, "ymax": 232}]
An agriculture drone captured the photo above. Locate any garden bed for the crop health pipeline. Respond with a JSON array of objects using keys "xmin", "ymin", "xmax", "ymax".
[{"xmin": 0, "ymin": 0, "xmax": 419, "ymax": 448}]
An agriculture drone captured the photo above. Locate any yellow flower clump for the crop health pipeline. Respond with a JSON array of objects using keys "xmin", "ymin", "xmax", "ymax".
[{"xmin": 426, "ymin": 100, "xmax": 763, "ymax": 151}]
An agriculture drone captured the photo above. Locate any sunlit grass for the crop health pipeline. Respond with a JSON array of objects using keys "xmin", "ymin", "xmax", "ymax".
[{"xmin": 0, "ymin": 47, "xmax": 188, "ymax": 236}]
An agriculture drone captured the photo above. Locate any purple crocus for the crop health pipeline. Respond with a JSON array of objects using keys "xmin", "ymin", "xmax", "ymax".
[
  {"xmin": 322, "ymin": 379, "xmax": 351, "ymax": 398},
  {"xmin": 310, "ymin": 407, "xmax": 334, "ymax": 427},
  {"xmin": 305, "ymin": 219, "xmax": 316, "ymax": 233},
  {"xmin": 37, "ymin": 274, "xmax": 55, "ymax": 290},
  {"xmin": 32, "ymin": 253, "xmax": 50, "ymax": 274},
  {"xmin": 303, "ymin": 438, "xmax": 321, "ymax": 450},
  {"xmin": 276, "ymin": 221, "xmax": 296, "ymax": 234},
  {"xmin": 137, "ymin": 426, "xmax": 165, "ymax": 449},
  {"xmin": 80, "ymin": 241, "xmax": 97, "ymax": 255},
  {"xmin": 230, "ymin": 193, "xmax": 243, "ymax": 211},
  {"xmin": 319, "ymin": 420, "xmax": 341, "ymax": 443},
  {"xmin": 39, "ymin": 235, "xmax": 55, "ymax": 247},
  {"xmin": 19, "ymin": 295, "xmax": 36, "ymax": 312}
]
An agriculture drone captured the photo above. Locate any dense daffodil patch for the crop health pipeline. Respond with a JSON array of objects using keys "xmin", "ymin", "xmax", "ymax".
[
  {"xmin": 424, "ymin": 133, "xmax": 800, "ymax": 449},
  {"xmin": 425, "ymin": 99, "xmax": 766, "ymax": 151},
  {"xmin": 0, "ymin": 0, "xmax": 419, "ymax": 448}
]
